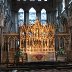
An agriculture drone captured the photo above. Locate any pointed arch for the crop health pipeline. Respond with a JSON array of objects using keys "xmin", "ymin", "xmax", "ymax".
[
  {"xmin": 41, "ymin": 9, "xmax": 47, "ymax": 24},
  {"xmin": 29, "ymin": 7, "xmax": 36, "ymax": 24},
  {"xmin": 18, "ymin": 8, "xmax": 24, "ymax": 26},
  {"xmin": 18, "ymin": 8, "xmax": 24, "ymax": 12}
]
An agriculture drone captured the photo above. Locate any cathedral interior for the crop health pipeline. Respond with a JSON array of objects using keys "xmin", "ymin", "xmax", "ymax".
[{"xmin": 0, "ymin": 0, "xmax": 72, "ymax": 72}]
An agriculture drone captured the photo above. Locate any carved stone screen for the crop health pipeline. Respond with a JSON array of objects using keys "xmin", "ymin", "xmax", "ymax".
[{"xmin": 19, "ymin": 19, "xmax": 56, "ymax": 62}]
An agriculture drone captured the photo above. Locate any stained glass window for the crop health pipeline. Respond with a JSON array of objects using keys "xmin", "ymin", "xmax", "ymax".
[
  {"xmin": 41, "ymin": 9, "xmax": 47, "ymax": 24},
  {"xmin": 18, "ymin": 8, "xmax": 24, "ymax": 26},
  {"xmin": 29, "ymin": 7, "xmax": 36, "ymax": 24}
]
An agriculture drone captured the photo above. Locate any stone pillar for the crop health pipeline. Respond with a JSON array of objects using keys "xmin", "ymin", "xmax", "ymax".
[
  {"xmin": 50, "ymin": 13, "xmax": 52, "ymax": 23},
  {"xmin": 53, "ymin": 12, "xmax": 56, "ymax": 24},
  {"xmin": 15, "ymin": 12, "xmax": 18, "ymax": 32},
  {"xmin": 51, "ymin": 13, "xmax": 53, "ymax": 23},
  {"xmin": 0, "ymin": 13, "xmax": 4, "ymax": 63},
  {"xmin": 0, "ymin": 27, "xmax": 3, "ymax": 63},
  {"xmin": 58, "ymin": 37, "xmax": 60, "ymax": 49},
  {"xmin": 14, "ymin": 38, "xmax": 16, "ymax": 63},
  {"xmin": 51, "ymin": 13, "xmax": 54, "ymax": 23},
  {"xmin": 64, "ymin": 35, "xmax": 72, "ymax": 61},
  {"xmin": 48, "ymin": 13, "xmax": 51, "ymax": 23},
  {"xmin": 36, "ymin": 11, "xmax": 41, "ymax": 22},
  {"xmin": 64, "ymin": 37, "xmax": 69, "ymax": 51},
  {"xmin": 24, "ymin": 11, "xmax": 26, "ymax": 24},
  {"xmin": 51, "ymin": 11, "xmax": 56, "ymax": 24},
  {"xmin": 26, "ymin": 11, "xmax": 29, "ymax": 24},
  {"xmin": 46, "ymin": 11, "xmax": 49, "ymax": 24},
  {"xmin": 6, "ymin": 38, "xmax": 9, "ymax": 64},
  {"xmin": 64, "ymin": 36, "xmax": 70, "ymax": 51},
  {"xmin": 64, "ymin": 37, "xmax": 66, "ymax": 50}
]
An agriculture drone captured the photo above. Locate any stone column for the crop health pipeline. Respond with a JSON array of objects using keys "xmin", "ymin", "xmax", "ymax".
[
  {"xmin": 48, "ymin": 13, "xmax": 51, "ymax": 23},
  {"xmin": 51, "ymin": 13, "xmax": 53, "ymax": 23},
  {"xmin": 26, "ymin": 11, "xmax": 29, "ymax": 24},
  {"xmin": 0, "ymin": 27, "xmax": 3, "ymax": 63},
  {"xmin": 58, "ymin": 37, "xmax": 60, "ymax": 49},
  {"xmin": 50, "ymin": 13, "xmax": 52, "ymax": 23},
  {"xmin": 13, "ymin": 38, "xmax": 17, "ymax": 63},
  {"xmin": 63, "ymin": 37, "xmax": 65, "ymax": 52},
  {"xmin": 24, "ymin": 11, "xmax": 26, "ymax": 24},
  {"xmin": 46, "ymin": 11, "xmax": 49, "ymax": 24},
  {"xmin": 53, "ymin": 12, "xmax": 56, "ymax": 24},
  {"xmin": 64, "ymin": 36, "xmax": 70, "ymax": 51},
  {"xmin": 64, "ymin": 35, "xmax": 72, "ymax": 61},
  {"xmin": 11, "ymin": 11, "xmax": 16, "ymax": 32},
  {"xmin": 36, "ymin": 11, "xmax": 41, "ymax": 22},
  {"xmin": 15, "ymin": 12, "xmax": 18, "ymax": 32},
  {"xmin": 6, "ymin": 37, "xmax": 9, "ymax": 65}
]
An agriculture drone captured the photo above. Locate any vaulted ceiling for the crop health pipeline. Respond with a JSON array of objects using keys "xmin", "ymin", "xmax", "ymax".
[{"xmin": 11, "ymin": 0, "xmax": 62, "ymax": 12}]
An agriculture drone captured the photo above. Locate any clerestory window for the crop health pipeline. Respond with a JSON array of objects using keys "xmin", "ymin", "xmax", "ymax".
[
  {"xmin": 41, "ymin": 9, "xmax": 47, "ymax": 25},
  {"xmin": 29, "ymin": 7, "xmax": 36, "ymax": 24}
]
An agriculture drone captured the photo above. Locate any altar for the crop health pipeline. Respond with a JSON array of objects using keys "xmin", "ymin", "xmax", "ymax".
[{"xmin": 19, "ymin": 19, "xmax": 56, "ymax": 62}]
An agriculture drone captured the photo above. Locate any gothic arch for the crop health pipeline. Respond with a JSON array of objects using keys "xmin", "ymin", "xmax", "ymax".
[
  {"xmin": 29, "ymin": 7, "xmax": 36, "ymax": 24},
  {"xmin": 41, "ymin": 9, "xmax": 47, "ymax": 24},
  {"xmin": 18, "ymin": 8, "xmax": 24, "ymax": 26}
]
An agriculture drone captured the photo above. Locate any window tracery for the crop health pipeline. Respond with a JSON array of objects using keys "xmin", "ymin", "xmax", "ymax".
[
  {"xmin": 29, "ymin": 7, "xmax": 36, "ymax": 24},
  {"xmin": 41, "ymin": 9, "xmax": 47, "ymax": 24}
]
